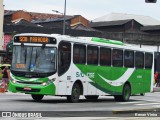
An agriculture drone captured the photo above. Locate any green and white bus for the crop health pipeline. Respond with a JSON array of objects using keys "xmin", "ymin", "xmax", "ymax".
[{"xmin": 9, "ymin": 33, "xmax": 154, "ymax": 102}]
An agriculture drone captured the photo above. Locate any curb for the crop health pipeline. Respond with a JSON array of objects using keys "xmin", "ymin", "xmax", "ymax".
[
  {"xmin": 153, "ymin": 87, "xmax": 160, "ymax": 92},
  {"xmin": 112, "ymin": 107, "xmax": 160, "ymax": 114}
]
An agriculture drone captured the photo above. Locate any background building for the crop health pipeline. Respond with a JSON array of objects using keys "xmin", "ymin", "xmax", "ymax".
[
  {"xmin": 3, "ymin": 10, "xmax": 100, "ymax": 51},
  {"xmin": 90, "ymin": 13, "xmax": 160, "ymax": 52}
]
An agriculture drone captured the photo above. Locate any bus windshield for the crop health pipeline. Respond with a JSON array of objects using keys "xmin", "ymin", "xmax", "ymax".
[{"xmin": 11, "ymin": 46, "xmax": 56, "ymax": 77}]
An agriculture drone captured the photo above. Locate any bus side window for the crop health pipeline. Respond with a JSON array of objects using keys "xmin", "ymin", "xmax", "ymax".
[
  {"xmin": 100, "ymin": 47, "xmax": 111, "ymax": 66},
  {"xmin": 73, "ymin": 44, "xmax": 86, "ymax": 64},
  {"xmin": 135, "ymin": 52, "xmax": 144, "ymax": 69},
  {"xmin": 145, "ymin": 53, "xmax": 153, "ymax": 69},
  {"xmin": 124, "ymin": 50, "xmax": 134, "ymax": 68},
  {"xmin": 58, "ymin": 41, "xmax": 71, "ymax": 76},
  {"xmin": 87, "ymin": 46, "xmax": 98, "ymax": 65},
  {"xmin": 112, "ymin": 49, "xmax": 123, "ymax": 67},
  {"xmin": 73, "ymin": 47, "xmax": 79, "ymax": 63}
]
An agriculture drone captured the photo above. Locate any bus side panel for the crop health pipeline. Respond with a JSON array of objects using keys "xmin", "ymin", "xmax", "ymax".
[
  {"xmin": 128, "ymin": 69, "xmax": 144, "ymax": 95},
  {"xmin": 86, "ymin": 65, "xmax": 97, "ymax": 95},
  {"xmin": 143, "ymin": 69, "xmax": 152, "ymax": 93},
  {"xmin": 109, "ymin": 67, "xmax": 127, "ymax": 95},
  {"xmin": 87, "ymin": 66, "xmax": 127, "ymax": 96},
  {"xmin": 66, "ymin": 63, "xmax": 87, "ymax": 95},
  {"xmin": 57, "ymin": 76, "xmax": 67, "ymax": 95},
  {"xmin": 76, "ymin": 64, "xmax": 99, "ymax": 95},
  {"xmin": 96, "ymin": 66, "xmax": 111, "ymax": 95}
]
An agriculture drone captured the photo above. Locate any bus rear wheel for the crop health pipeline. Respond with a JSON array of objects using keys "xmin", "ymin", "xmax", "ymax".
[
  {"xmin": 31, "ymin": 94, "xmax": 44, "ymax": 101},
  {"xmin": 140, "ymin": 93, "xmax": 145, "ymax": 96},
  {"xmin": 114, "ymin": 84, "xmax": 131, "ymax": 102},
  {"xmin": 67, "ymin": 83, "xmax": 80, "ymax": 103},
  {"xmin": 85, "ymin": 95, "xmax": 99, "ymax": 100}
]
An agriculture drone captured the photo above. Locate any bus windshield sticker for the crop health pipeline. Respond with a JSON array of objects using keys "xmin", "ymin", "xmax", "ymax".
[
  {"xmin": 50, "ymin": 50, "xmax": 55, "ymax": 53},
  {"xmin": 16, "ymin": 64, "xmax": 25, "ymax": 68}
]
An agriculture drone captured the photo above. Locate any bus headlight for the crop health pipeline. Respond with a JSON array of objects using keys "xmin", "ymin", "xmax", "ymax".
[
  {"xmin": 42, "ymin": 82, "xmax": 47, "ymax": 86},
  {"xmin": 51, "ymin": 78, "xmax": 56, "ymax": 81},
  {"xmin": 10, "ymin": 77, "xmax": 17, "ymax": 84},
  {"xmin": 41, "ymin": 78, "xmax": 55, "ymax": 86},
  {"xmin": 12, "ymin": 80, "xmax": 17, "ymax": 84},
  {"xmin": 41, "ymin": 80, "xmax": 52, "ymax": 86},
  {"xmin": 48, "ymin": 78, "xmax": 56, "ymax": 82}
]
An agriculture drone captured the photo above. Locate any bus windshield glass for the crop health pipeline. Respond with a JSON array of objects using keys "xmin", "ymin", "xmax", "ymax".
[{"xmin": 11, "ymin": 46, "xmax": 56, "ymax": 75}]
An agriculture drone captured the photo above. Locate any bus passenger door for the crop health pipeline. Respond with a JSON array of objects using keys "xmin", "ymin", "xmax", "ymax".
[{"xmin": 58, "ymin": 41, "xmax": 71, "ymax": 95}]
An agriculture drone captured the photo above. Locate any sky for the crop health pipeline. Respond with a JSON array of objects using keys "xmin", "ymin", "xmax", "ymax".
[{"xmin": 3, "ymin": 0, "xmax": 160, "ymax": 21}]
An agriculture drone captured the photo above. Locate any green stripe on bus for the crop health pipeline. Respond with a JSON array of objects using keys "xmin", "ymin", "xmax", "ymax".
[{"xmin": 91, "ymin": 37, "xmax": 124, "ymax": 45}]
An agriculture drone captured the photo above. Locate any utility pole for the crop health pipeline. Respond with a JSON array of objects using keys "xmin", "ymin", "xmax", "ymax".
[
  {"xmin": 52, "ymin": 0, "xmax": 66, "ymax": 35},
  {"xmin": 0, "ymin": 0, "xmax": 4, "ymax": 50},
  {"xmin": 63, "ymin": 0, "xmax": 66, "ymax": 35}
]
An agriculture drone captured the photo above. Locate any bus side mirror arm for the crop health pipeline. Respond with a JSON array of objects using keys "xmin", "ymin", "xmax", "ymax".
[
  {"xmin": 21, "ymin": 43, "xmax": 24, "ymax": 47},
  {"xmin": 42, "ymin": 44, "xmax": 46, "ymax": 49}
]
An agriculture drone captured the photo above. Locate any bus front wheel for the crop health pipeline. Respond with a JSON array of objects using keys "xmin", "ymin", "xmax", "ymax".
[
  {"xmin": 67, "ymin": 83, "xmax": 80, "ymax": 103},
  {"xmin": 31, "ymin": 94, "xmax": 44, "ymax": 101}
]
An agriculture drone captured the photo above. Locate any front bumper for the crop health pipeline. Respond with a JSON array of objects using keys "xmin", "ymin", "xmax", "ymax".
[{"xmin": 9, "ymin": 80, "xmax": 56, "ymax": 95}]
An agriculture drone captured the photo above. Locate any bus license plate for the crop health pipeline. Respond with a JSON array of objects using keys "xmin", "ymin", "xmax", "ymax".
[{"xmin": 24, "ymin": 87, "xmax": 31, "ymax": 91}]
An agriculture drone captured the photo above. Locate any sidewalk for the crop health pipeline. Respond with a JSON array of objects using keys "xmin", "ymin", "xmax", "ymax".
[
  {"xmin": 153, "ymin": 79, "xmax": 160, "ymax": 92},
  {"xmin": 153, "ymin": 86, "xmax": 160, "ymax": 92},
  {"xmin": 0, "ymin": 80, "xmax": 5, "ymax": 93}
]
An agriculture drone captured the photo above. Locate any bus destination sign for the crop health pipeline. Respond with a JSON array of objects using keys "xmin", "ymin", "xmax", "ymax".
[{"xmin": 14, "ymin": 36, "xmax": 57, "ymax": 44}]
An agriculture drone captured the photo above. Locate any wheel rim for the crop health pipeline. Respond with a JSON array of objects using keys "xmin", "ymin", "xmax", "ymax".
[
  {"xmin": 72, "ymin": 87, "xmax": 79, "ymax": 100},
  {"xmin": 124, "ymin": 87, "xmax": 130, "ymax": 100}
]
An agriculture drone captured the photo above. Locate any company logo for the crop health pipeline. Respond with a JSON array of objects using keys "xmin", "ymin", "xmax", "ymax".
[
  {"xmin": 2, "ymin": 112, "xmax": 11, "ymax": 117},
  {"xmin": 87, "ymin": 73, "xmax": 95, "ymax": 78},
  {"xmin": 76, "ymin": 72, "xmax": 95, "ymax": 78}
]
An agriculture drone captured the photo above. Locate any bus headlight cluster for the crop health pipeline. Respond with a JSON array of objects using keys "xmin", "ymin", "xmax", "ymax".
[
  {"xmin": 41, "ymin": 81, "xmax": 50, "ymax": 86},
  {"xmin": 12, "ymin": 80, "xmax": 17, "ymax": 84},
  {"xmin": 42, "ymin": 82, "xmax": 47, "ymax": 86},
  {"xmin": 10, "ymin": 77, "xmax": 17, "ymax": 84},
  {"xmin": 41, "ymin": 78, "xmax": 55, "ymax": 86}
]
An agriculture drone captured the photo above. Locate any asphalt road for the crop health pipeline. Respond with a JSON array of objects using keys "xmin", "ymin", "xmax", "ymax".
[{"xmin": 0, "ymin": 92, "xmax": 160, "ymax": 119}]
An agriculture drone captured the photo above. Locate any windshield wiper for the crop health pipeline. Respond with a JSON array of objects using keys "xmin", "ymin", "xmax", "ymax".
[
  {"xmin": 35, "ymin": 49, "xmax": 38, "ymax": 62},
  {"xmin": 25, "ymin": 71, "xmax": 55, "ymax": 78},
  {"xmin": 24, "ymin": 48, "xmax": 27, "ymax": 63}
]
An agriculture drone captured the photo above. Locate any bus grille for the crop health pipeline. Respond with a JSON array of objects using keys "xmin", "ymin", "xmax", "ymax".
[
  {"xmin": 16, "ymin": 81, "xmax": 42, "ymax": 85},
  {"xmin": 16, "ymin": 87, "xmax": 40, "ymax": 92}
]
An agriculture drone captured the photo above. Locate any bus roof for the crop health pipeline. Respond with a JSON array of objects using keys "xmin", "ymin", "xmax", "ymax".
[{"xmin": 14, "ymin": 33, "xmax": 154, "ymax": 53}]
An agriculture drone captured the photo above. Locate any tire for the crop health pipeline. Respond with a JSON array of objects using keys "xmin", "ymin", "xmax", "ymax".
[
  {"xmin": 140, "ymin": 93, "xmax": 145, "ymax": 96},
  {"xmin": 85, "ymin": 95, "xmax": 99, "ymax": 100},
  {"xmin": 67, "ymin": 83, "xmax": 80, "ymax": 103},
  {"xmin": 122, "ymin": 84, "xmax": 131, "ymax": 101},
  {"xmin": 114, "ymin": 84, "xmax": 131, "ymax": 102},
  {"xmin": 31, "ymin": 94, "xmax": 44, "ymax": 101},
  {"xmin": 114, "ymin": 95, "xmax": 122, "ymax": 101}
]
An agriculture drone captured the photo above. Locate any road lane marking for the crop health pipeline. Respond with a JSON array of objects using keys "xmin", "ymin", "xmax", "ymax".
[
  {"xmin": 118, "ymin": 101, "xmax": 143, "ymax": 104},
  {"xmin": 152, "ymin": 105, "xmax": 160, "ymax": 108},
  {"xmin": 136, "ymin": 103, "xmax": 160, "ymax": 106}
]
